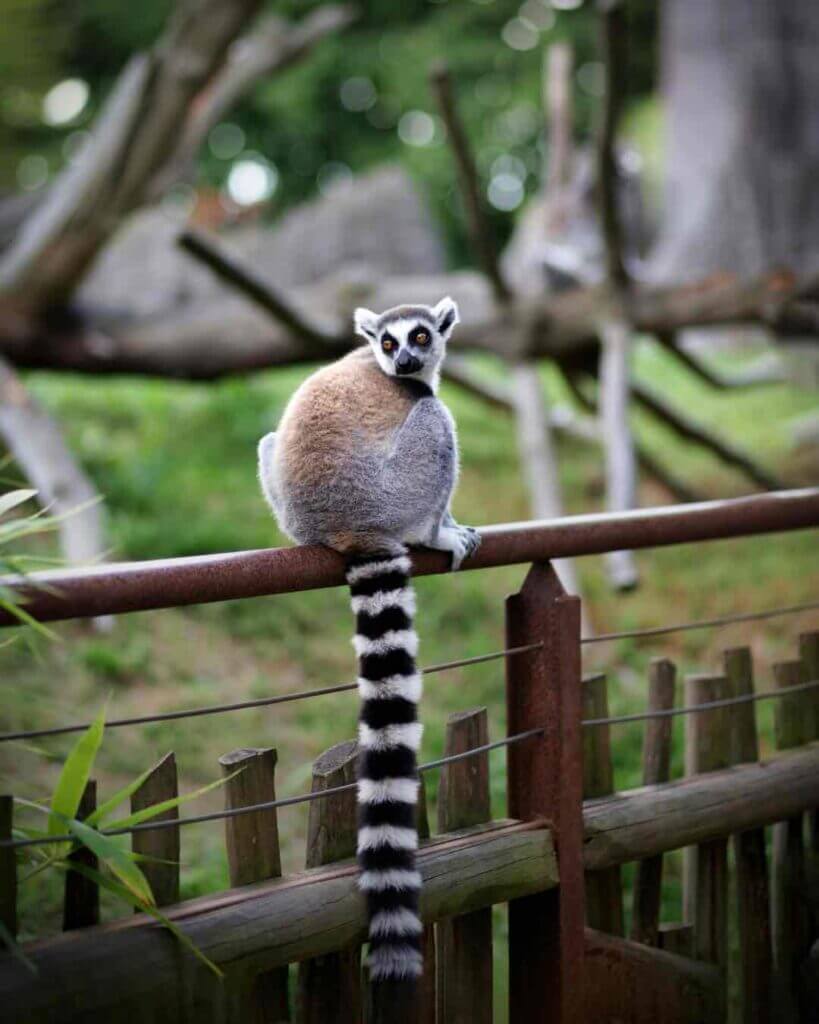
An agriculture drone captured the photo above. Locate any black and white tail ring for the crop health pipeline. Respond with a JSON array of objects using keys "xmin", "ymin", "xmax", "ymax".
[{"xmin": 347, "ymin": 553, "xmax": 424, "ymax": 982}]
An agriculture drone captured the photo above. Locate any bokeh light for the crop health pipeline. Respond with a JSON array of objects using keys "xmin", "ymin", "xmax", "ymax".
[
  {"xmin": 316, "ymin": 161, "xmax": 353, "ymax": 196},
  {"xmin": 226, "ymin": 156, "xmax": 278, "ymax": 206},
  {"xmin": 487, "ymin": 171, "xmax": 525, "ymax": 211},
  {"xmin": 209, "ymin": 123, "xmax": 246, "ymax": 161},
  {"xmin": 398, "ymin": 110, "xmax": 437, "ymax": 147},
  {"xmin": 577, "ymin": 61, "xmax": 605, "ymax": 97},
  {"xmin": 17, "ymin": 154, "xmax": 48, "ymax": 190},
  {"xmin": 42, "ymin": 79, "xmax": 89, "ymax": 126},
  {"xmin": 340, "ymin": 77, "xmax": 377, "ymax": 112},
  {"xmin": 502, "ymin": 18, "xmax": 539, "ymax": 51}
]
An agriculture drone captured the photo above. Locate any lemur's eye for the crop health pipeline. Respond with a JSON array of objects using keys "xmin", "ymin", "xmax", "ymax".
[
  {"xmin": 381, "ymin": 337, "xmax": 395, "ymax": 353},
  {"xmin": 415, "ymin": 331, "xmax": 429, "ymax": 345}
]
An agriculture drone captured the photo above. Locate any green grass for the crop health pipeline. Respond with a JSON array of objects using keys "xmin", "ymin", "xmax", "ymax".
[{"xmin": 1, "ymin": 340, "xmax": 817, "ymax": 1018}]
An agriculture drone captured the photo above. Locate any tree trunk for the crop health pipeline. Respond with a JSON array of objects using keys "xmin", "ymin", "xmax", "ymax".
[{"xmin": 651, "ymin": 0, "xmax": 819, "ymax": 282}]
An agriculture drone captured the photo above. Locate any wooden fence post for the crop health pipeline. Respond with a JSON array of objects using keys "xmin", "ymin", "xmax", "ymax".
[
  {"xmin": 800, "ymin": 632, "xmax": 819, "ymax": 933},
  {"xmin": 0, "ymin": 795, "xmax": 16, "ymax": 939},
  {"xmin": 220, "ymin": 747, "xmax": 289, "ymax": 1023},
  {"xmin": 297, "ymin": 739, "xmax": 360, "ymax": 1024},
  {"xmin": 582, "ymin": 674, "xmax": 624, "ymax": 935},
  {"xmin": 683, "ymin": 676, "xmax": 729, "ymax": 981},
  {"xmin": 505, "ymin": 561, "xmax": 584, "ymax": 1024},
  {"xmin": 63, "ymin": 780, "xmax": 99, "ymax": 930},
  {"xmin": 416, "ymin": 774, "xmax": 436, "ymax": 1024},
  {"xmin": 436, "ymin": 707, "xmax": 493, "ymax": 1024},
  {"xmin": 771, "ymin": 660, "xmax": 810, "ymax": 1024},
  {"xmin": 131, "ymin": 752, "xmax": 180, "ymax": 908},
  {"xmin": 630, "ymin": 658, "xmax": 675, "ymax": 947},
  {"xmin": 724, "ymin": 646, "xmax": 772, "ymax": 1024}
]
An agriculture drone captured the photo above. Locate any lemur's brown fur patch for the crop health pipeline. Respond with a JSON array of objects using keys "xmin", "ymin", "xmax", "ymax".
[{"xmin": 276, "ymin": 346, "xmax": 416, "ymax": 494}]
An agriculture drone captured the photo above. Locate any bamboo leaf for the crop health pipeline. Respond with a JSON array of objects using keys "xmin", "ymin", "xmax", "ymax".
[
  {"xmin": 85, "ymin": 762, "xmax": 157, "ymax": 827},
  {"xmin": 0, "ymin": 489, "xmax": 37, "ymax": 518},
  {"xmin": 67, "ymin": 818, "xmax": 154, "ymax": 906},
  {"xmin": 48, "ymin": 708, "xmax": 105, "ymax": 836},
  {"xmin": 57, "ymin": 861, "xmax": 223, "ymax": 978},
  {"xmin": 104, "ymin": 769, "xmax": 241, "ymax": 831}
]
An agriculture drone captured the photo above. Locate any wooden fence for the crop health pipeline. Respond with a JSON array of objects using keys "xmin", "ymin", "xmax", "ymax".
[{"xmin": 0, "ymin": 490, "xmax": 818, "ymax": 1023}]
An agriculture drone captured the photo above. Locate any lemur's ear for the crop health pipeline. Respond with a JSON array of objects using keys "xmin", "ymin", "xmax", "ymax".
[
  {"xmin": 354, "ymin": 308, "xmax": 379, "ymax": 342},
  {"xmin": 433, "ymin": 296, "xmax": 460, "ymax": 339}
]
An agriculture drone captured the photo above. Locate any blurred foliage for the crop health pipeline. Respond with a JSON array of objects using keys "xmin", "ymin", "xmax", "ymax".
[{"xmin": 1, "ymin": 0, "xmax": 657, "ymax": 261}]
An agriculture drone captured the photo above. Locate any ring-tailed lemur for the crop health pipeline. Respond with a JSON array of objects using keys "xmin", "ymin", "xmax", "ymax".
[{"xmin": 257, "ymin": 298, "xmax": 480, "ymax": 982}]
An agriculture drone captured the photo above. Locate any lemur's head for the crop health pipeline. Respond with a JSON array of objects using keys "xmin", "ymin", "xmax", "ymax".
[{"xmin": 353, "ymin": 298, "xmax": 460, "ymax": 386}]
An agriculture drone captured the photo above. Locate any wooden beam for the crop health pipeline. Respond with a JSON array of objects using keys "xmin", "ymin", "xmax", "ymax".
[
  {"xmin": 584, "ymin": 928, "xmax": 722, "ymax": 1024},
  {"xmin": 132, "ymin": 753, "xmax": 179, "ymax": 908},
  {"xmin": 3, "ymin": 821, "xmax": 556, "ymax": 1024},
  {"xmin": 583, "ymin": 743, "xmax": 819, "ymax": 871},
  {"xmin": 63, "ymin": 781, "xmax": 99, "ymax": 931}
]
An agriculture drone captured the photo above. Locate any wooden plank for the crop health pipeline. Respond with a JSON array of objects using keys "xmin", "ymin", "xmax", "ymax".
[
  {"xmin": 682, "ymin": 675, "xmax": 729, "ymax": 976},
  {"xmin": 630, "ymin": 658, "xmax": 675, "ymax": 946},
  {"xmin": 63, "ymin": 780, "xmax": 99, "ymax": 931},
  {"xmin": 297, "ymin": 739, "xmax": 360, "ymax": 1024},
  {"xmin": 657, "ymin": 923, "xmax": 693, "ymax": 959},
  {"xmin": 584, "ymin": 928, "xmax": 722, "ymax": 1024},
  {"xmin": 131, "ymin": 752, "xmax": 179, "ymax": 907},
  {"xmin": 771, "ymin": 660, "xmax": 810, "ymax": 1024},
  {"xmin": 583, "ymin": 743, "xmax": 819, "ymax": 869},
  {"xmin": 436, "ymin": 707, "xmax": 493, "ymax": 1024},
  {"xmin": 0, "ymin": 795, "xmax": 16, "ymax": 938},
  {"xmin": 582, "ymin": 673, "xmax": 624, "ymax": 935},
  {"xmin": 219, "ymin": 746, "xmax": 289, "ymax": 1023},
  {"xmin": 2, "ymin": 820, "xmax": 558, "ymax": 1024},
  {"xmin": 724, "ymin": 646, "xmax": 772, "ymax": 1024},
  {"xmin": 506, "ymin": 561, "xmax": 584, "ymax": 1024}
]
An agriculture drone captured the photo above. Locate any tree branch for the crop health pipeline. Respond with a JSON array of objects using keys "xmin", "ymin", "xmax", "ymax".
[
  {"xmin": 631, "ymin": 380, "xmax": 785, "ymax": 491},
  {"xmin": 430, "ymin": 64, "xmax": 511, "ymax": 305},
  {"xmin": 0, "ymin": 358, "xmax": 107, "ymax": 570},
  {"xmin": 596, "ymin": 0, "xmax": 629, "ymax": 289},
  {"xmin": 178, "ymin": 228, "xmax": 348, "ymax": 353},
  {"xmin": 154, "ymin": 5, "xmax": 358, "ymax": 195}
]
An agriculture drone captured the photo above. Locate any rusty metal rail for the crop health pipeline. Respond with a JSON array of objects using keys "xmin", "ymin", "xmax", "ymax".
[{"xmin": 0, "ymin": 489, "xmax": 817, "ymax": 626}]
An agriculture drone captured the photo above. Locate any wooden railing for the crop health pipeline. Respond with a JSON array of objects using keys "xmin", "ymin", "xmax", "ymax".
[{"xmin": 0, "ymin": 488, "xmax": 818, "ymax": 1023}]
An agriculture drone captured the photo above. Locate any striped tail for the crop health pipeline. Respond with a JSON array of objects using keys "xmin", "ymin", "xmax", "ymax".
[{"xmin": 347, "ymin": 553, "xmax": 424, "ymax": 982}]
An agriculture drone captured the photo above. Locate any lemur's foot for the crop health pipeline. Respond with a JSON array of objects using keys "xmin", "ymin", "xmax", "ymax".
[{"xmin": 440, "ymin": 523, "xmax": 481, "ymax": 571}]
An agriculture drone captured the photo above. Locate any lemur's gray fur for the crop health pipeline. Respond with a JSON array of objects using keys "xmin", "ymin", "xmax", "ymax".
[{"xmin": 257, "ymin": 297, "xmax": 480, "ymax": 568}]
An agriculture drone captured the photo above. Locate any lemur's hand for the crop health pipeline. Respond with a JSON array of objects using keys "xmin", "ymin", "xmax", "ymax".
[{"xmin": 437, "ymin": 522, "xmax": 481, "ymax": 571}]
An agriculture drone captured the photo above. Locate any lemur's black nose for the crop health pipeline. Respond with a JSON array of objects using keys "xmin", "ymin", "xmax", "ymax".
[{"xmin": 395, "ymin": 350, "xmax": 422, "ymax": 375}]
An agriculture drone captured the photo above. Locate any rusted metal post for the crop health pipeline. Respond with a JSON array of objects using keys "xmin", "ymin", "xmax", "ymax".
[
  {"xmin": 0, "ymin": 795, "xmax": 16, "ymax": 939},
  {"xmin": 298, "ymin": 739, "xmax": 360, "ymax": 1024},
  {"xmin": 505, "ymin": 561, "xmax": 584, "ymax": 1024},
  {"xmin": 63, "ymin": 780, "xmax": 99, "ymax": 931},
  {"xmin": 220, "ymin": 747, "xmax": 289, "ymax": 1023},
  {"xmin": 436, "ymin": 707, "xmax": 493, "ymax": 1024},
  {"xmin": 724, "ymin": 647, "xmax": 772, "ymax": 1024},
  {"xmin": 131, "ymin": 752, "xmax": 180, "ymax": 908},
  {"xmin": 630, "ymin": 658, "xmax": 675, "ymax": 947},
  {"xmin": 582, "ymin": 674, "xmax": 624, "ymax": 935}
]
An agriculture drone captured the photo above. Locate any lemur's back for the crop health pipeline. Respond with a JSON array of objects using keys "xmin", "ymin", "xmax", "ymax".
[{"xmin": 274, "ymin": 346, "xmax": 423, "ymax": 548}]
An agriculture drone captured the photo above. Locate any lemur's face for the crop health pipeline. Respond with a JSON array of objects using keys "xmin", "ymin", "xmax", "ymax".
[{"xmin": 354, "ymin": 298, "xmax": 460, "ymax": 384}]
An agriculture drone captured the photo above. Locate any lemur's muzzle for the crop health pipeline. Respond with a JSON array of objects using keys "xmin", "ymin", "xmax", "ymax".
[{"xmin": 395, "ymin": 351, "xmax": 422, "ymax": 375}]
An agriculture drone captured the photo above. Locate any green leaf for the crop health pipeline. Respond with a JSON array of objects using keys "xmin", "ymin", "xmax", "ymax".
[
  {"xmin": 0, "ymin": 920, "xmax": 37, "ymax": 975},
  {"xmin": 58, "ymin": 861, "xmax": 223, "ymax": 979},
  {"xmin": 67, "ymin": 818, "xmax": 154, "ymax": 906},
  {"xmin": 0, "ymin": 489, "xmax": 37, "ymax": 518},
  {"xmin": 48, "ymin": 707, "xmax": 105, "ymax": 836},
  {"xmin": 0, "ymin": 595, "xmax": 56, "ymax": 639},
  {"xmin": 85, "ymin": 762, "xmax": 159, "ymax": 827},
  {"xmin": 104, "ymin": 769, "xmax": 241, "ymax": 831}
]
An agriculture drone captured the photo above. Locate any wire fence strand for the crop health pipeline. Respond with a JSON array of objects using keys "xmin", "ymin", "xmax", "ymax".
[
  {"xmin": 2, "ymin": 599, "xmax": 815, "ymax": 744},
  {"xmin": 583, "ymin": 678, "xmax": 819, "ymax": 728},
  {"xmin": 3, "ymin": 727, "xmax": 543, "ymax": 850}
]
